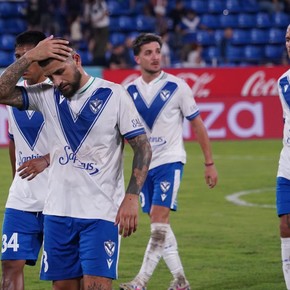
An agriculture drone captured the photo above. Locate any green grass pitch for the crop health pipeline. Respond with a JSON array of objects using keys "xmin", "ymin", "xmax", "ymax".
[{"xmin": 0, "ymin": 139, "xmax": 287, "ymax": 289}]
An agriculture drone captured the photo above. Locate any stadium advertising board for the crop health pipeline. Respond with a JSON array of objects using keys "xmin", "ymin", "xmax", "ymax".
[
  {"xmin": 0, "ymin": 66, "xmax": 286, "ymax": 146},
  {"xmin": 104, "ymin": 66, "xmax": 286, "ymax": 141}
]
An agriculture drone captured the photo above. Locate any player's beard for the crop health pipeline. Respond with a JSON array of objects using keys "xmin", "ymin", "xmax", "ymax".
[{"xmin": 60, "ymin": 68, "xmax": 82, "ymax": 99}]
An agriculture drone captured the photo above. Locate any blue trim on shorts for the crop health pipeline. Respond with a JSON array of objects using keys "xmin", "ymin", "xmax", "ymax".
[{"xmin": 276, "ymin": 176, "xmax": 290, "ymax": 216}]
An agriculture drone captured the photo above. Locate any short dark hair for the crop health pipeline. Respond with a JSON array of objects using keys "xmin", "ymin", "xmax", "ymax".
[
  {"xmin": 15, "ymin": 30, "xmax": 46, "ymax": 48},
  {"xmin": 132, "ymin": 33, "xmax": 162, "ymax": 56}
]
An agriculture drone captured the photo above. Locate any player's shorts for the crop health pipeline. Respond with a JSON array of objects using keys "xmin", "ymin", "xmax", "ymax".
[
  {"xmin": 1, "ymin": 208, "xmax": 44, "ymax": 266},
  {"xmin": 276, "ymin": 176, "xmax": 290, "ymax": 216},
  {"xmin": 140, "ymin": 162, "xmax": 184, "ymax": 213},
  {"xmin": 40, "ymin": 215, "xmax": 120, "ymax": 281}
]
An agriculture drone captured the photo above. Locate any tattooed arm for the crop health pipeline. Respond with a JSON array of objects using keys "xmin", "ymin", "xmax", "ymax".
[
  {"xmin": 0, "ymin": 36, "xmax": 72, "ymax": 107},
  {"xmin": 115, "ymin": 133, "xmax": 152, "ymax": 238}
]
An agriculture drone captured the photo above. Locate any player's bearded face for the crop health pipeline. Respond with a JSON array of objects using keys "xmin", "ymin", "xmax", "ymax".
[{"xmin": 59, "ymin": 67, "xmax": 82, "ymax": 99}]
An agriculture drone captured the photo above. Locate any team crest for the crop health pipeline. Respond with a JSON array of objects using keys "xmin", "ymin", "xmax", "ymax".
[
  {"xmin": 89, "ymin": 99, "xmax": 103, "ymax": 114},
  {"xmin": 160, "ymin": 181, "xmax": 171, "ymax": 193},
  {"xmin": 104, "ymin": 240, "xmax": 115, "ymax": 257},
  {"xmin": 160, "ymin": 90, "xmax": 170, "ymax": 101}
]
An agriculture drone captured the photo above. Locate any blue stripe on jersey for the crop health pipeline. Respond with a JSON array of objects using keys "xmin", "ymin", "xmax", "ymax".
[
  {"xmin": 55, "ymin": 88, "xmax": 112, "ymax": 153},
  {"xmin": 127, "ymin": 81, "xmax": 178, "ymax": 130},
  {"xmin": 279, "ymin": 76, "xmax": 290, "ymax": 108},
  {"xmin": 11, "ymin": 107, "xmax": 45, "ymax": 150},
  {"xmin": 124, "ymin": 128, "xmax": 146, "ymax": 140},
  {"xmin": 186, "ymin": 111, "xmax": 200, "ymax": 121},
  {"xmin": 8, "ymin": 132, "xmax": 13, "ymax": 140}
]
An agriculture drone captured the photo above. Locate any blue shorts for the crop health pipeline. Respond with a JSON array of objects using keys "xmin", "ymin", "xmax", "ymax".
[
  {"xmin": 276, "ymin": 176, "xmax": 290, "ymax": 216},
  {"xmin": 1, "ymin": 208, "xmax": 44, "ymax": 266},
  {"xmin": 40, "ymin": 215, "xmax": 120, "ymax": 281},
  {"xmin": 140, "ymin": 162, "xmax": 184, "ymax": 213}
]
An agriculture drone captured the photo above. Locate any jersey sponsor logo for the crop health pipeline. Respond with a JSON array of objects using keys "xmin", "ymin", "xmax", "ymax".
[
  {"xmin": 12, "ymin": 108, "xmax": 45, "ymax": 150},
  {"xmin": 148, "ymin": 136, "xmax": 166, "ymax": 146},
  {"xmin": 127, "ymin": 81, "xmax": 177, "ymax": 130},
  {"xmin": 55, "ymin": 87, "xmax": 112, "ymax": 153},
  {"xmin": 18, "ymin": 151, "xmax": 42, "ymax": 167},
  {"xmin": 160, "ymin": 181, "xmax": 171, "ymax": 193},
  {"xmin": 59, "ymin": 145, "xmax": 99, "ymax": 175}
]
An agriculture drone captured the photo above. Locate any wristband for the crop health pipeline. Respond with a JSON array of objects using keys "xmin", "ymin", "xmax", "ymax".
[
  {"xmin": 42, "ymin": 156, "xmax": 50, "ymax": 167},
  {"xmin": 204, "ymin": 162, "xmax": 214, "ymax": 167}
]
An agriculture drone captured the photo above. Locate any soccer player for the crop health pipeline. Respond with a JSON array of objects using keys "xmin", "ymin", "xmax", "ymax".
[
  {"xmin": 1, "ymin": 31, "xmax": 50, "ymax": 290},
  {"xmin": 0, "ymin": 36, "xmax": 152, "ymax": 290},
  {"xmin": 276, "ymin": 24, "xmax": 290, "ymax": 290},
  {"xmin": 119, "ymin": 33, "xmax": 218, "ymax": 290}
]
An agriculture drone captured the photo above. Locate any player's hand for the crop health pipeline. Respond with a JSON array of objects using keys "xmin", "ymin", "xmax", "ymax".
[
  {"xmin": 25, "ymin": 36, "xmax": 72, "ymax": 63},
  {"xmin": 17, "ymin": 156, "xmax": 49, "ymax": 181},
  {"xmin": 205, "ymin": 164, "xmax": 218, "ymax": 189},
  {"xmin": 115, "ymin": 194, "xmax": 139, "ymax": 238}
]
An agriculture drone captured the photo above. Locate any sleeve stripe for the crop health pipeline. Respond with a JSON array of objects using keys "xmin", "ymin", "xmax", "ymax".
[
  {"xmin": 124, "ymin": 128, "xmax": 146, "ymax": 140},
  {"xmin": 186, "ymin": 111, "xmax": 200, "ymax": 121}
]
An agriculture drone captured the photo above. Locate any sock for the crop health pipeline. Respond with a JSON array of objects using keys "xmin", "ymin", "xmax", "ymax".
[
  {"xmin": 163, "ymin": 225, "xmax": 186, "ymax": 283},
  {"xmin": 135, "ymin": 223, "xmax": 169, "ymax": 286},
  {"xmin": 281, "ymin": 237, "xmax": 290, "ymax": 289}
]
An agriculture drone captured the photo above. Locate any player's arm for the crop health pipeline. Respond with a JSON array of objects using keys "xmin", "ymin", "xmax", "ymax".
[
  {"xmin": 0, "ymin": 36, "xmax": 72, "ymax": 107},
  {"xmin": 8, "ymin": 139, "xmax": 16, "ymax": 178},
  {"xmin": 190, "ymin": 115, "xmax": 218, "ymax": 188},
  {"xmin": 18, "ymin": 153, "xmax": 50, "ymax": 181},
  {"xmin": 115, "ymin": 133, "xmax": 152, "ymax": 238}
]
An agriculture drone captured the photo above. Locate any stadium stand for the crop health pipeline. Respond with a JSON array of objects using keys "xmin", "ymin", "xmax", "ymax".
[{"xmin": 0, "ymin": 0, "xmax": 289, "ymax": 67}]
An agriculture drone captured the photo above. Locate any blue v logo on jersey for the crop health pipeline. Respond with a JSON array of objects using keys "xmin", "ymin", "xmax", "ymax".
[
  {"xmin": 280, "ymin": 76, "xmax": 290, "ymax": 108},
  {"xmin": 127, "ymin": 82, "xmax": 177, "ymax": 130},
  {"xmin": 55, "ymin": 88, "xmax": 112, "ymax": 153},
  {"xmin": 12, "ymin": 108, "xmax": 44, "ymax": 150}
]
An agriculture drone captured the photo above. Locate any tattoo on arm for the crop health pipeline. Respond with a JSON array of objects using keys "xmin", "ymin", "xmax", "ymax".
[
  {"xmin": 126, "ymin": 134, "xmax": 152, "ymax": 195},
  {"xmin": 0, "ymin": 57, "xmax": 30, "ymax": 107}
]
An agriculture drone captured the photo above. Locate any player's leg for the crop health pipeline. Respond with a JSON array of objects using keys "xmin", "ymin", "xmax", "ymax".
[
  {"xmin": 1, "ymin": 209, "xmax": 44, "ymax": 290},
  {"xmin": 1, "ymin": 260, "xmax": 25, "ymax": 290},
  {"xmin": 83, "ymin": 275, "xmax": 112, "ymax": 290},
  {"xmin": 277, "ymin": 176, "xmax": 290, "ymax": 289},
  {"xmin": 52, "ymin": 278, "xmax": 81, "ymax": 290}
]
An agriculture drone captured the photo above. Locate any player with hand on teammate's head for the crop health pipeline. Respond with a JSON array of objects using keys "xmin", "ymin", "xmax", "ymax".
[
  {"xmin": 119, "ymin": 33, "xmax": 218, "ymax": 290},
  {"xmin": 0, "ymin": 35, "xmax": 152, "ymax": 290},
  {"xmin": 1, "ymin": 30, "xmax": 50, "ymax": 290}
]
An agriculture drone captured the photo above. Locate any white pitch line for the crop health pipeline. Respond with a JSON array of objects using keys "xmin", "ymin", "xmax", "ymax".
[{"xmin": 226, "ymin": 188, "xmax": 276, "ymax": 208}]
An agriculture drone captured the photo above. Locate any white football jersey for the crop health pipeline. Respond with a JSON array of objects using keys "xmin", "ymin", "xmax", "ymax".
[
  {"xmin": 6, "ymin": 80, "xmax": 49, "ymax": 211},
  {"xmin": 126, "ymin": 71, "xmax": 200, "ymax": 169},
  {"xmin": 277, "ymin": 69, "xmax": 290, "ymax": 179},
  {"xmin": 21, "ymin": 76, "xmax": 145, "ymax": 221}
]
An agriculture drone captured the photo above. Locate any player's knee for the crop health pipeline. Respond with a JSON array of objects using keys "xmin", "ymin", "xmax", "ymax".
[
  {"xmin": 280, "ymin": 221, "xmax": 290, "ymax": 237},
  {"xmin": 1, "ymin": 260, "xmax": 25, "ymax": 275}
]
